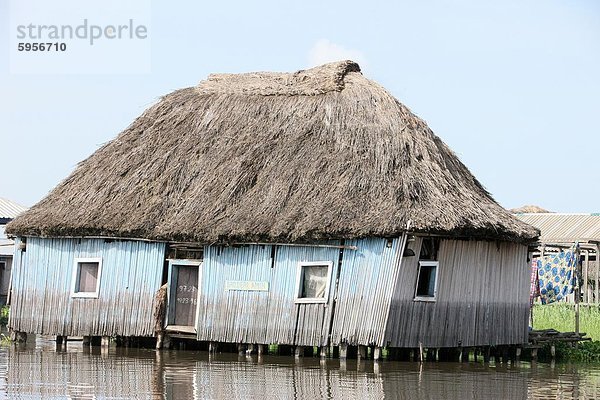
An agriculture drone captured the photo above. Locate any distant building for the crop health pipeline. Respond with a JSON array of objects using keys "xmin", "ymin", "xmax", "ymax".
[
  {"xmin": 514, "ymin": 211, "xmax": 600, "ymax": 304},
  {"xmin": 0, "ymin": 198, "xmax": 27, "ymax": 305}
]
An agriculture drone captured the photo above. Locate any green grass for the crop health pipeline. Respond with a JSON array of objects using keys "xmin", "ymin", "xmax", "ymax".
[
  {"xmin": 0, "ymin": 306, "xmax": 8, "ymax": 327},
  {"xmin": 532, "ymin": 303, "xmax": 600, "ymax": 340}
]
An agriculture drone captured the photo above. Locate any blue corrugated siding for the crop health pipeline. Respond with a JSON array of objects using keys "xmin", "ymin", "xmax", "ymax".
[
  {"xmin": 198, "ymin": 243, "xmax": 341, "ymax": 346},
  {"xmin": 9, "ymin": 237, "xmax": 165, "ymax": 337},
  {"xmin": 330, "ymin": 237, "xmax": 403, "ymax": 346}
]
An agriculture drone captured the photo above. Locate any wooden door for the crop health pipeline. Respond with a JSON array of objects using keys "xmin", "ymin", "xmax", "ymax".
[{"xmin": 167, "ymin": 261, "xmax": 201, "ymax": 332}]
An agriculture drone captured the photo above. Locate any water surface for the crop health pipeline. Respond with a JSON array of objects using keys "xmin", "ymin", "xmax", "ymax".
[{"xmin": 1, "ymin": 337, "xmax": 599, "ymax": 399}]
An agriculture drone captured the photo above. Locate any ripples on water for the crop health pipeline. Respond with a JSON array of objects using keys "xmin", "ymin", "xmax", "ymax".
[{"xmin": 1, "ymin": 337, "xmax": 600, "ymax": 399}]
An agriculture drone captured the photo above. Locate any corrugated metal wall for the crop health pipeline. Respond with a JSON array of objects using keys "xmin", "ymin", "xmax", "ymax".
[
  {"xmin": 330, "ymin": 237, "xmax": 404, "ymax": 346},
  {"xmin": 9, "ymin": 237, "xmax": 165, "ymax": 337},
  {"xmin": 385, "ymin": 238, "xmax": 530, "ymax": 348},
  {"xmin": 197, "ymin": 243, "xmax": 341, "ymax": 346}
]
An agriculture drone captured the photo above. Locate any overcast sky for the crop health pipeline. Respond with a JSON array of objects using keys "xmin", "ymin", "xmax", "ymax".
[{"xmin": 1, "ymin": 0, "xmax": 599, "ymax": 213}]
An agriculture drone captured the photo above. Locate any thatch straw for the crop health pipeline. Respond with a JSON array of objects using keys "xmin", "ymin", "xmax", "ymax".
[
  {"xmin": 7, "ymin": 61, "xmax": 538, "ymax": 243},
  {"xmin": 153, "ymin": 283, "xmax": 167, "ymax": 333},
  {"xmin": 510, "ymin": 205, "xmax": 552, "ymax": 214}
]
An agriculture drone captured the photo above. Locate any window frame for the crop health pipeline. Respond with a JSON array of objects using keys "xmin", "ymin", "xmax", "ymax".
[
  {"xmin": 294, "ymin": 261, "xmax": 334, "ymax": 304},
  {"xmin": 71, "ymin": 257, "xmax": 103, "ymax": 298},
  {"xmin": 414, "ymin": 260, "xmax": 439, "ymax": 302}
]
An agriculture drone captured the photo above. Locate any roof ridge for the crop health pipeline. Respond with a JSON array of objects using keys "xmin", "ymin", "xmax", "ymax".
[{"xmin": 196, "ymin": 60, "xmax": 362, "ymax": 96}]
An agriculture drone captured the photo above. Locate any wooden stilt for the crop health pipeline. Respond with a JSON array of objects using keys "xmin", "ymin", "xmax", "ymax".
[
  {"xmin": 532, "ymin": 347, "xmax": 538, "ymax": 361},
  {"xmin": 163, "ymin": 334, "xmax": 172, "ymax": 350},
  {"xmin": 339, "ymin": 343, "xmax": 348, "ymax": 359},
  {"xmin": 461, "ymin": 347, "xmax": 470, "ymax": 362},
  {"xmin": 373, "ymin": 346, "xmax": 382, "ymax": 361},
  {"xmin": 101, "ymin": 336, "xmax": 110, "ymax": 347},
  {"xmin": 208, "ymin": 341, "xmax": 218, "ymax": 353},
  {"xmin": 516, "ymin": 347, "xmax": 522, "ymax": 362},
  {"xmin": 320, "ymin": 346, "xmax": 328, "ymax": 358},
  {"xmin": 483, "ymin": 346, "xmax": 491, "ymax": 363},
  {"xmin": 237, "ymin": 343, "xmax": 246, "ymax": 356},
  {"xmin": 357, "ymin": 345, "xmax": 367, "ymax": 360},
  {"xmin": 426, "ymin": 348, "xmax": 437, "ymax": 361},
  {"xmin": 257, "ymin": 344, "xmax": 266, "ymax": 356},
  {"xmin": 501, "ymin": 346, "xmax": 509, "ymax": 364},
  {"xmin": 331, "ymin": 345, "xmax": 339, "ymax": 358},
  {"xmin": 246, "ymin": 344, "xmax": 256, "ymax": 355},
  {"xmin": 155, "ymin": 333, "xmax": 164, "ymax": 350}
]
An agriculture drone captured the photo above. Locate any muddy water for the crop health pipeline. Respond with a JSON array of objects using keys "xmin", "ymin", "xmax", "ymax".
[{"xmin": 1, "ymin": 338, "xmax": 600, "ymax": 399}]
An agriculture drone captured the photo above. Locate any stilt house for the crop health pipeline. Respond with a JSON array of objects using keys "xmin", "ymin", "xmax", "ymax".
[{"xmin": 6, "ymin": 61, "xmax": 538, "ymax": 351}]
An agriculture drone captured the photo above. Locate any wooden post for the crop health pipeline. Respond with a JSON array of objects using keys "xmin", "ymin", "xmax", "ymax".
[
  {"xmin": 162, "ymin": 334, "xmax": 172, "ymax": 350},
  {"xmin": 550, "ymin": 344, "xmax": 556, "ymax": 359},
  {"xmin": 155, "ymin": 333, "xmax": 164, "ymax": 350},
  {"xmin": 576, "ymin": 246, "xmax": 581, "ymax": 344},
  {"xmin": 101, "ymin": 336, "xmax": 110, "ymax": 347},
  {"xmin": 373, "ymin": 346, "xmax": 382, "ymax": 361},
  {"xmin": 595, "ymin": 244, "xmax": 600, "ymax": 304},
  {"xmin": 419, "ymin": 342, "xmax": 424, "ymax": 362},
  {"xmin": 483, "ymin": 346, "xmax": 490, "ymax": 363},
  {"xmin": 502, "ymin": 346, "xmax": 509, "ymax": 364},
  {"xmin": 257, "ymin": 344, "xmax": 266, "ymax": 356},
  {"xmin": 331, "ymin": 345, "xmax": 339, "ymax": 359},
  {"xmin": 319, "ymin": 346, "xmax": 328, "ymax": 358},
  {"xmin": 294, "ymin": 346, "xmax": 303, "ymax": 358},
  {"xmin": 516, "ymin": 347, "xmax": 522, "ymax": 362},
  {"xmin": 82, "ymin": 336, "xmax": 91, "ymax": 346},
  {"xmin": 208, "ymin": 341, "xmax": 218, "ymax": 353},
  {"xmin": 246, "ymin": 344, "xmax": 255, "ymax": 355},
  {"xmin": 461, "ymin": 347, "xmax": 469, "ymax": 362},
  {"xmin": 339, "ymin": 343, "xmax": 348, "ymax": 359},
  {"xmin": 532, "ymin": 347, "xmax": 538, "ymax": 361},
  {"xmin": 584, "ymin": 250, "xmax": 589, "ymax": 303},
  {"xmin": 357, "ymin": 345, "xmax": 367, "ymax": 360},
  {"xmin": 237, "ymin": 343, "xmax": 246, "ymax": 356}
]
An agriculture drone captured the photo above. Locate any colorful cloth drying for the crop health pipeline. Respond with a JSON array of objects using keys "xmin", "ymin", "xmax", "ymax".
[
  {"xmin": 537, "ymin": 246, "xmax": 579, "ymax": 305},
  {"xmin": 530, "ymin": 259, "xmax": 540, "ymax": 306}
]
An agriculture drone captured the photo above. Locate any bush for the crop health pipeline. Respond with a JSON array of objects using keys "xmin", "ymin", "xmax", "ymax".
[{"xmin": 0, "ymin": 306, "xmax": 9, "ymax": 327}]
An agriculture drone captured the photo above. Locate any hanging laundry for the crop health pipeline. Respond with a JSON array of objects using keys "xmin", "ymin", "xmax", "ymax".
[
  {"xmin": 537, "ymin": 245, "xmax": 579, "ymax": 305},
  {"xmin": 530, "ymin": 258, "xmax": 540, "ymax": 306}
]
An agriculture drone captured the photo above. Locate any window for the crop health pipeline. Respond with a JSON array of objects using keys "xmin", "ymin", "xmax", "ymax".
[
  {"xmin": 415, "ymin": 261, "xmax": 438, "ymax": 301},
  {"xmin": 71, "ymin": 257, "xmax": 102, "ymax": 298},
  {"xmin": 295, "ymin": 261, "xmax": 333, "ymax": 303}
]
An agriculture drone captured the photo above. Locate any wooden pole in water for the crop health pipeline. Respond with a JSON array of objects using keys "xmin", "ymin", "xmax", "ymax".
[
  {"xmin": 575, "ymin": 245, "xmax": 581, "ymax": 343},
  {"xmin": 594, "ymin": 243, "xmax": 600, "ymax": 304},
  {"xmin": 584, "ymin": 250, "xmax": 589, "ymax": 303}
]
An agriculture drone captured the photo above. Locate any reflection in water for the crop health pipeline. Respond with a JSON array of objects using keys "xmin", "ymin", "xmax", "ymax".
[{"xmin": 1, "ymin": 338, "xmax": 600, "ymax": 399}]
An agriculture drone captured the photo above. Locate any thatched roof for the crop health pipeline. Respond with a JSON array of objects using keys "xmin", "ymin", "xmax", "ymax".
[
  {"xmin": 7, "ymin": 61, "xmax": 538, "ymax": 243},
  {"xmin": 510, "ymin": 205, "xmax": 552, "ymax": 214}
]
